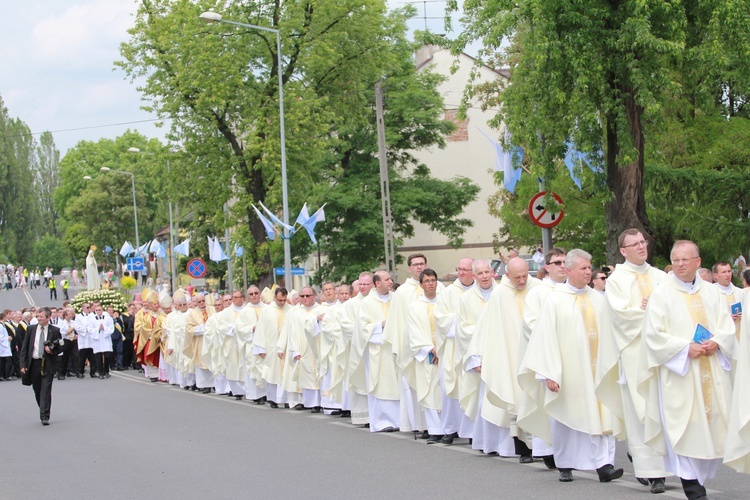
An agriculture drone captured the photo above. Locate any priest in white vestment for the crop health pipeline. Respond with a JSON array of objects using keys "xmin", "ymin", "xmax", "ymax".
[
  {"xmin": 639, "ymin": 240, "xmax": 735, "ymax": 499},
  {"xmin": 288, "ymin": 286, "xmax": 324, "ymax": 411},
  {"xmin": 434, "ymin": 258, "xmax": 474, "ymax": 444},
  {"xmin": 254, "ymin": 288, "xmax": 291, "ymax": 408},
  {"xmin": 455, "ymin": 259, "xmax": 496, "ymax": 447},
  {"xmin": 319, "ymin": 284, "xmax": 350, "ymax": 413},
  {"xmin": 519, "ymin": 249, "xmax": 624, "ymax": 484},
  {"xmin": 184, "ymin": 294, "xmax": 215, "ymax": 394},
  {"xmin": 236, "ymin": 286, "xmax": 266, "ymax": 403},
  {"xmin": 350, "ymin": 271, "xmax": 400, "ymax": 432},
  {"xmin": 712, "ymin": 261, "xmax": 744, "ymax": 344},
  {"xmin": 204, "ymin": 297, "xmax": 228, "ymax": 394},
  {"xmin": 383, "ymin": 253, "xmax": 444, "ymax": 434},
  {"xmin": 469, "ymin": 258, "xmax": 540, "ymax": 462},
  {"xmin": 339, "ymin": 273, "xmax": 374, "ymax": 424},
  {"xmin": 216, "ymin": 291, "xmax": 247, "ymax": 400},
  {"xmin": 725, "ymin": 289, "xmax": 750, "ymax": 473},
  {"xmin": 165, "ymin": 293, "xmax": 189, "ymax": 387},
  {"xmin": 599, "ymin": 229, "xmax": 669, "ymax": 493},
  {"xmin": 404, "ymin": 269, "xmax": 443, "ymax": 442}
]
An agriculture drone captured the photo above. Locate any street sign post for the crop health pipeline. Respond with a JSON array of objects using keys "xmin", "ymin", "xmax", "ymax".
[
  {"xmin": 273, "ymin": 267, "xmax": 305, "ymax": 276},
  {"xmin": 529, "ymin": 191, "xmax": 564, "ymax": 229}
]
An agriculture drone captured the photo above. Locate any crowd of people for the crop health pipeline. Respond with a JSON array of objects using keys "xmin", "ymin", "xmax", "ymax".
[{"xmin": 7, "ymin": 229, "xmax": 750, "ymax": 499}]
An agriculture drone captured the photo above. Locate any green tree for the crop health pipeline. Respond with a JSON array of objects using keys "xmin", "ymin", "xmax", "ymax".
[
  {"xmin": 35, "ymin": 132, "xmax": 61, "ymax": 237},
  {"xmin": 32, "ymin": 234, "xmax": 70, "ymax": 271},
  {"xmin": 437, "ymin": 0, "xmax": 750, "ymax": 263},
  {"xmin": 118, "ymin": 0, "xmax": 478, "ymax": 286}
]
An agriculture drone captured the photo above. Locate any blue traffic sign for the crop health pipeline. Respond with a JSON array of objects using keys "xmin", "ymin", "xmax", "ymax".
[
  {"xmin": 126, "ymin": 257, "xmax": 146, "ymax": 273},
  {"xmin": 187, "ymin": 258, "xmax": 207, "ymax": 279},
  {"xmin": 274, "ymin": 267, "xmax": 306, "ymax": 276}
]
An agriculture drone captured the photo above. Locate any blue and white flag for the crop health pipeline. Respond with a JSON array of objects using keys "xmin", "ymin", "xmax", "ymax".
[
  {"xmin": 259, "ymin": 201, "xmax": 294, "ymax": 233},
  {"xmin": 477, "ymin": 127, "xmax": 523, "ymax": 194},
  {"xmin": 104, "ymin": 246, "xmax": 112, "ymax": 254},
  {"xmin": 136, "ymin": 240, "xmax": 151, "ymax": 256},
  {"xmin": 149, "ymin": 239, "xmax": 167, "ymax": 259},
  {"xmin": 234, "ymin": 244, "xmax": 244, "ymax": 258},
  {"xmin": 208, "ymin": 237, "xmax": 229, "ymax": 263},
  {"xmin": 301, "ymin": 204, "xmax": 326, "ymax": 244},
  {"xmin": 563, "ymin": 142, "xmax": 604, "ymax": 190},
  {"xmin": 119, "ymin": 241, "xmax": 135, "ymax": 257},
  {"xmin": 173, "ymin": 238, "xmax": 190, "ymax": 257},
  {"xmin": 295, "ymin": 203, "xmax": 310, "ymax": 226},
  {"xmin": 252, "ymin": 205, "xmax": 276, "ymax": 241}
]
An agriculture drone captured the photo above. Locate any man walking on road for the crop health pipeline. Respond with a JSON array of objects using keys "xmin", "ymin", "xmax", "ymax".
[{"xmin": 20, "ymin": 307, "xmax": 62, "ymax": 425}]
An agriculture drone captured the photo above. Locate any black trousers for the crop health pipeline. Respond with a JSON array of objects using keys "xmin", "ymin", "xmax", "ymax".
[
  {"xmin": 50, "ymin": 288, "xmax": 57, "ymax": 300},
  {"xmin": 78, "ymin": 347, "xmax": 96, "ymax": 376},
  {"xmin": 122, "ymin": 338, "xmax": 135, "ymax": 368},
  {"xmin": 58, "ymin": 340, "xmax": 79, "ymax": 376},
  {"xmin": 0, "ymin": 356, "xmax": 12, "ymax": 379},
  {"xmin": 95, "ymin": 351, "xmax": 112, "ymax": 376},
  {"xmin": 29, "ymin": 358, "xmax": 54, "ymax": 421}
]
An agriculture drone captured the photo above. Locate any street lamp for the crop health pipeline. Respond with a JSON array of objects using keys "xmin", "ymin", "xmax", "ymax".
[
  {"xmin": 200, "ymin": 10, "xmax": 292, "ymax": 289},
  {"xmin": 100, "ymin": 166, "xmax": 140, "ymax": 252}
]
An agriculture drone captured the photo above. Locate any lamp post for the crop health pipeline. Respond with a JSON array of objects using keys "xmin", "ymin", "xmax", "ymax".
[
  {"xmin": 100, "ymin": 167, "xmax": 140, "ymax": 252},
  {"xmin": 199, "ymin": 10, "xmax": 292, "ymax": 290}
]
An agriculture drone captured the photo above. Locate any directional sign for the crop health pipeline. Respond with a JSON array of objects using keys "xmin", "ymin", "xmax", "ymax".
[
  {"xmin": 187, "ymin": 258, "xmax": 207, "ymax": 279},
  {"xmin": 274, "ymin": 267, "xmax": 306, "ymax": 276},
  {"xmin": 126, "ymin": 257, "xmax": 146, "ymax": 273},
  {"xmin": 528, "ymin": 191, "xmax": 564, "ymax": 229}
]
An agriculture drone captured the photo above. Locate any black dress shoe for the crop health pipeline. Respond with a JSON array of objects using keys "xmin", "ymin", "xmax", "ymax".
[
  {"xmin": 426, "ymin": 434, "xmax": 443, "ymax": 444},
  {"xmin": 519, "ymin": 455, "xmax": 534, "ymax": 464},
  {"xmin": 559, "ymin": 469, "xmax": 573, "ymax": 482},
  {"xmin": 441, "ymin": 434, "xmax": 454, "ymax": 445},
  {"xmin": 650, "ymin": 478, "xmax": 666, "ymax": 494},
  {"xmin": 310, "ymin": 406, "xmax": 322, "ymax": 413},
  {"xmin": 41, "ymin": 420, "xmax": 50, "ymax": 426},
  {"xmin": 234, "ymin": 395, "xmax": 243, "ymax": 400},
  {"xmin": 292, "ymin": 403, "xmax": 305, "ymax": 410},
  {"xmin": 541, "ymin": 455, "xmax": 557, "ymax": 470},
  {"xmin": 340, "ymin": 410, "xmax": 351, "ymax": 417},
  {"xmin": 597, "ymin": 464, "xmax": 624, "ymax": 483},
  {"xmin": 150, "ymin": 377, "xmax": 158, "ymax": 383},
  {"xmin": 183, "ymin": 386, "xmax": 191, "ymax": 390},
  {"xmin": 680, "ymin": 478, "xmax": 707, "ymax": 499},
  {"xmin": 284, "ymin": 403, "xmax": 290, "ymax": 408},
  {"xmin": 380, "ymin": 426, "xmax": 399, "ymax": 433},
  {"xmin": 419, "ymin": 430, "xmax": 430, "ymax": 439},
  {"xmin": 200, "ymin": 388, "xmax": 211, "ymax": 394},
  {"xmin": 330, "ymin": 410, "xmax": 342, "ymax": 416},
  {"xmin": 252, "ymin": 397, "xmax": 265, "ymax": 405},
  {"xmin": 269, "ymin": 402, "xmax": 279, "ymax": 408},
  {"xmin": 637, "ymin": 477, "xmax": 650, "ymax": 486}
]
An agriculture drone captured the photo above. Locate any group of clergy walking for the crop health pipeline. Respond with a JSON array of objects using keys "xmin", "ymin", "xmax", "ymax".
[{"xmin": 130, "ymin": 231, "xmax": 750, "ymax": 500}]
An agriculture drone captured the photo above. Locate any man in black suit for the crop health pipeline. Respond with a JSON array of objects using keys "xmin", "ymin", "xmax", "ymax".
[{"xmin": 20, "ymin": 307, "xmax": 62, "ymax": 425}]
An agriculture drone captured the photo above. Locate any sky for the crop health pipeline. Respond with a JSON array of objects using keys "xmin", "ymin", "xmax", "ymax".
[{"xmin": 0, "ymin": 0, "xmax": 457, "ymax": 157}]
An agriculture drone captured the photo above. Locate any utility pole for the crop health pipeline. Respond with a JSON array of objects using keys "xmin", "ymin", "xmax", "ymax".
[{"xmin": 375, "ymin": 82, "xmax": 396, "ymax": 275}]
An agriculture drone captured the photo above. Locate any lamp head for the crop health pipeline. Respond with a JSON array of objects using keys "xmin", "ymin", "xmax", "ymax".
[
  {"xmin": 83, "ymin": 175, "xmax": 92, "ymax": 180},
  {"xmin": 100, "ymin": 167, "xmax": 110, "ymax": 172},
  {"xmin": 199, "ymin": 11, "xmax": 222, "ymax": 23}
]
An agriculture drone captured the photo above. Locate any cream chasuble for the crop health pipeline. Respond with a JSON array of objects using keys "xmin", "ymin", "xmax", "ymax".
[
  {"xmin": 254, "ymin": 303, "xmax": 290, "ymax": 386},
  {"xmin": 638, "ymin": 275, "xmax": 735, "ymax": 460},
  {"xmin": 404, "ymin": 296, "xmax": 442, "ymax": 410},
  {"xmin": 236, "ymin": 303, "xmax": 265, "ymax": 382},
  {"xmin": 725, "ymin": 291, "xmax": 750, "ymax": 472},
  {"xmin": 434, "ymin": 279, "xmax": 472, "ymax": 399},
  {"xmin": 184, "ymin": 307, "xmax": 215, "ymax": 371}
]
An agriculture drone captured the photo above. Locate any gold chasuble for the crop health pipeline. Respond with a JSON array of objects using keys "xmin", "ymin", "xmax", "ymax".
[{"xmin": 638, "ymin": 276, "xmax": 735, "ymax": 460}]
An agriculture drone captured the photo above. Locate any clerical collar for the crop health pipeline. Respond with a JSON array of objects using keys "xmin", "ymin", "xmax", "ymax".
[
  {"xmin": 375, "ymin": 291, "xmax": 390, "ymax": 302},
  {"xmin": 542, "ymin": 277, "xmax": 557, "ymax": 286},
  {"xmin": 232, "ymin": 305, "xmax": 243, "ymax": 312},
  {"xmin": 418, "ymin": 295, "xmax": 438, "ymax": 304},
  {"xmin": 326, "ymin": 300, "xmax": 337, "ymax": 306},
  {"xmin": 478, "ymin": 284, "xmax": 493, "ymax": 301},
  {"xmin": 715, "ymin": 282, "xmax": 734, "ymax": 295},
  {"xmin": 460, "ymin": 280, "xmax": 474, "ymax": 291},
  {"xmin": 624, "ymin": 260, "xmax": 650, "ymax": 273},
  {"xmin": 671, "ymin": 274, "xmax": 697, "ymax": 293},
  {"xmin": 565, "ymin": 281, "xmax": 588, "ymax": 295}
]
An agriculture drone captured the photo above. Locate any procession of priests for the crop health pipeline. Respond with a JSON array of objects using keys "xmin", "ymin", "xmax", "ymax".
[{"xmin": 126, "ymin": 232, "xmax": 750, "ymax": 500}]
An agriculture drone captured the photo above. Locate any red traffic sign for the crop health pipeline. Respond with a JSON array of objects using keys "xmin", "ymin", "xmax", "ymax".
[
  {"xmin": 186, "ymin": 258, "xmax": 207, "ymax": 279},
  {"xmin": 528, "ymin": 192, "xmax": 564, "ymax": 229}
]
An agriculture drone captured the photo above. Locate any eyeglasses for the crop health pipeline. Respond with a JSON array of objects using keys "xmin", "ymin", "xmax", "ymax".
[
  {"xmin": 456, "ymin": 267, "xmax": 472, "ymax": 272},
  {"xmin": 595, "ymin": 276, "xmax": 607, "ymax": 281},
  {"xmin": 299, "ymin": 294, "xmax": 314, "ymax": 298},
  {"xmin": 548, "ymin": 260, "xmax": 565, "ymax": 266},
  {"xmin": 622, "ymin": 240, "xmax": 648, "ymax": 249},
  {"xmin": 671, "ymin": 257, "xmax": 699, "ymax": 265},
  {"xmin": 410, "ymin": 262, "xmax": 426, "ymax": 267},
  {"xmin": 248, "ymin": 292, "xmax": 259, "ymax": 296}
]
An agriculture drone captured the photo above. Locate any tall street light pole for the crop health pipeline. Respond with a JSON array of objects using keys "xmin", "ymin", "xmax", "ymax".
[
  {"xmin": 199, "ymin": 10, "xmax": 292, "ymax": 290},
  {"xmin": 100, "ymin": 167, "xmax": 139, "ymax": 251}
]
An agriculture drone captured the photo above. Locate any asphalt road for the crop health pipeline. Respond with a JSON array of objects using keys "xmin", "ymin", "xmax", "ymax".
[{"xmin": 2, "ymin": 369, "xmax": 750, "ymax": 500}]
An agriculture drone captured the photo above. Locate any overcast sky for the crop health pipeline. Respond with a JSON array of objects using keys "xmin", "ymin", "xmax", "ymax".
[{"xmin": 0, "ymin": 0, "xmax": 454, "ymax": 157}]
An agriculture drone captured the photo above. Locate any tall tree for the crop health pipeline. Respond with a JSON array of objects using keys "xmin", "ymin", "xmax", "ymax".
[
  {"xmin": 118, "ymin": 0, "xmax": 478, "ymax": 286},
  {"xmin": 439, "ymin": 0, "xmax": 750, "ymax": 262},
  {"xmin": 35, "ymin": 131, "xmax": 61, "ymax": 237}
]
